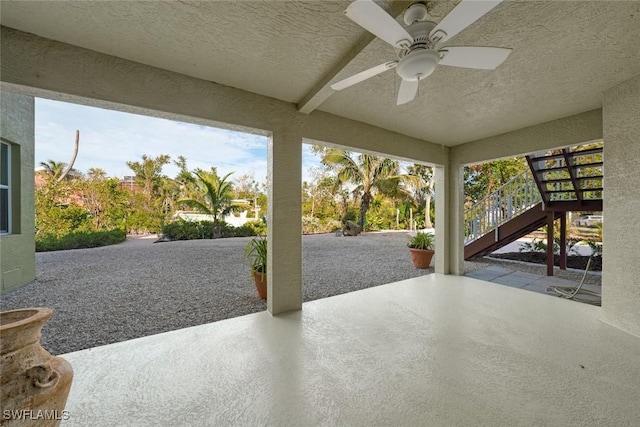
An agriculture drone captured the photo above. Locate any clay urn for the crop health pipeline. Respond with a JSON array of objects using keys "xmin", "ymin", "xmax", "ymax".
[{"xmin": 1, "ymin": 308, "xmax": 73, "ymax": 426}]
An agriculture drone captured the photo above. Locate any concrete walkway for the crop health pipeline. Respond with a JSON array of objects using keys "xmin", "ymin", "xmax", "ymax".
[{"xmin": 466, "ymin": 265, "xmax": 601, "ymax": 304}]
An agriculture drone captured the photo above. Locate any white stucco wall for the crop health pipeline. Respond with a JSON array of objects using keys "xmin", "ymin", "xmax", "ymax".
[
  {"xmin": 451, "ymin": 109, "xmax": 603, "ymax": 166},
  {"xmin": 602, "ymin": 73, "xmax": 640, "ymax": 338},
  {"xmin": 0, "ymin": 91, "xmax": 36, "ymax": 293}
]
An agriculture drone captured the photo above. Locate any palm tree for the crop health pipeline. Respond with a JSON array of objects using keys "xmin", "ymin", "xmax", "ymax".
[
  {"xmin": 321, "ymin": 149, "xmax": 414, "ymax": 231},
  {"xmin": 39, "ymin": 130, "xmax": 82, "ymax": 182},
  {"xmin": 407, "ymin": 164, "xmax": 435, "ymax": 228},
  {"xmin": 39, "ymin": 160, "xmax": 67, "ymax": 178},
  {"xmin": 177, "ymin": 169, "xmax": 240, "ymax": 238},
  {"xmin": 87, "ymin": 167, "xmax": 107, "ymax": 180},
  {"xmin": 39, "ymin": 160, "xmax": 80, "ymax": 181}
]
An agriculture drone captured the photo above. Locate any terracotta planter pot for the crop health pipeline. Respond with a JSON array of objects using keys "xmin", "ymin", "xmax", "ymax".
[
  {"xmin": 409, "ymin": 248, "xmax": 435, "ymax": 269},
  {"xmin": 0, "ymin": 308, "xmax": 73, "ymax": 427},
  {"xmin": 253, "ymin": 272, "xmax": 267, "ymax": 299}
]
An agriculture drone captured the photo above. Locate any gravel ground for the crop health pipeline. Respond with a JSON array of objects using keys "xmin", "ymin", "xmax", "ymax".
[
  {"xmin": 1, "ymin": 232, "xmax": 600, "ymax": 355},
  {"xmin": 1, "ymin": 232, "xmax": 430, "ymax": 354}
]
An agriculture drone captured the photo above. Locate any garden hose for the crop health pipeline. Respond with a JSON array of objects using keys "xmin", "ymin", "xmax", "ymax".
[{"xmin": 545, "ymin": 257, "xmax": 601, "ymax": 306}]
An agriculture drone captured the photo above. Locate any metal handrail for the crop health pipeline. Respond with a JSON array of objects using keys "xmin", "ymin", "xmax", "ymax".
[{"xmin": 464, "ymin": 169, "xmax": 541, "ymax": 243}]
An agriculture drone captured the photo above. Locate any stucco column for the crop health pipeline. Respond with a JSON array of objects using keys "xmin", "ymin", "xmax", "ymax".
[
  {"xmin": 434, "ymin": 161, "xmax": 464, "ymax": 275},
  {"xmin": 601, "ymin": 73, "xmax": 640, "ymax": 338},
  {"xmin": 267, "ymin": 129, "xmax": 302, "ymax": 315}
]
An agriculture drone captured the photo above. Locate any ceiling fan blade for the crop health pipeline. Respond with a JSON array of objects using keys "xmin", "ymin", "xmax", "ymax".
[
  {"xmin": 345, "ymin": 0, "xmax": 414, "ymax": 48},
  {"xmin": 331, "ymin": 61, "xmax": 397, "ymax": 91},
  {"xmin": 439, "ymin": 46, "xmax": 512, "ymax": 70},
  {"xmin": 429, "ymin": 0, "xmax": 504, "ymax": 44},
  {"xmin": 397, "ymin": 79, "xmax": 419, "ymax": 105}
]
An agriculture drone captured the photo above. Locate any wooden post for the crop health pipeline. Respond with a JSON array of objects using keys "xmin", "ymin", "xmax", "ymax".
[
  {"xmin": 559, "ymin": 213, "xmax": 567, "ymax": 270},
  {"xmin": 546, "ymin": 212, "xmax": 554, "ymax": 276}
]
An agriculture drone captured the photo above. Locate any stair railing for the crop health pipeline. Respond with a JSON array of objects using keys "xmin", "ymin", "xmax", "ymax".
[{"xmin": 464, "ymin": 169, "xmax": 541, "ymax": 243}]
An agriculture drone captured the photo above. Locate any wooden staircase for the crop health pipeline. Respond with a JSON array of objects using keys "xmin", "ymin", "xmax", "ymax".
[
  {"xmin": 526, "ymin": 146, "xmax": 603, "ymax": 212},
  {"xmin": 464, "ymin": 146, "xmax": 603, "ymax": 271}
]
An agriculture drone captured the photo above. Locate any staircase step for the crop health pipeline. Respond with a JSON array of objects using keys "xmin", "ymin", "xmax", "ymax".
[
  {"xmin": 573, "ymin": 161, "xmax": 603, "ymax": 168},
  {"xmin": 528, "ymin": 147, "xmax": 603, "ymax": 162},
  {"xmin": 540, "ymin": 176, "xmax": 602, "ymax": 184},
  {"xmin": 536, "ymin": 162, "xmax": 603, "ymax": 173}
]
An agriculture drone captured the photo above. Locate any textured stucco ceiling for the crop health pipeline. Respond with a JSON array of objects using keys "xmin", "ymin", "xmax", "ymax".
[{"xmin": 1, "ymin": 0, "xmax": 639, "ymax": 146}]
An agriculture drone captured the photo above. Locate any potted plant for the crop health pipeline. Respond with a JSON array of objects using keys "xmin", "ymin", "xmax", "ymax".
[
  {"xmin": 244, "ymin": 236, "xmax": 267, "ymax": 299},
  {"xmin": 408, "ymin": 232, "xmax": 435, "ymax": 269}
]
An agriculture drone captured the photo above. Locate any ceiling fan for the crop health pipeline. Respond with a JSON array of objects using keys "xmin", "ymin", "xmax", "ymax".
[{"xmin": 331, "ymin": 0, "xmax": 512, "ymax": 105}]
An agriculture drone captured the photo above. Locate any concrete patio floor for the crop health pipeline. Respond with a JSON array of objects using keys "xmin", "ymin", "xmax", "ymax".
[{"xmin": 60, "ymin": 274, "xmax": 640, "ymax": 426}]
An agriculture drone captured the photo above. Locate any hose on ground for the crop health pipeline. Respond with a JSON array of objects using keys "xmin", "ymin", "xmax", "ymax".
[{"xmin": 545, "ymin": 257, "xmax": 601, "ymax": 306}]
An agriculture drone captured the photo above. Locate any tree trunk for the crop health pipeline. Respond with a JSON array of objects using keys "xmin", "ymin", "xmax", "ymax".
[
  {"xmin": 358, "ymin": 192, "xmax": 372, "ymax": 231},
  {"xmin": 424, "ymin": 176, "xmax": 435, "ymax": 228},
  {"xmin": 424, "ymin": 193, "xmax": 433, "ymax": 228},
  {"xmin": 57, "ymin": 130, "xmax": 80, "ymax": 183},
  {"xmin": 212, "ymin": 218, "xmax": 221, "ymax": 238}
]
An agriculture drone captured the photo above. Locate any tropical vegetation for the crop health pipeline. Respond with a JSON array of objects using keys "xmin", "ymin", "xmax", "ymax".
[
  {"xmin": 36, "ymin": 229, "xmax": 126, "ymax": 252},
  {"xmin": 35, "ymin": 145, "xmax": 518, "ymax": 250},
  {"xmin": 37, "ymin": 137, "xmax": 599, "ymax": 253},
  {"xmin": 176, "ymin": 169, "xmax": 241, "ymax": 238}
]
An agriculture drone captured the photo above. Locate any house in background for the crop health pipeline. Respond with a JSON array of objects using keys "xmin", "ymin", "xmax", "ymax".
[{"xmin": 0, "ymin": 1, "xmax": 639, "ymax": 423}]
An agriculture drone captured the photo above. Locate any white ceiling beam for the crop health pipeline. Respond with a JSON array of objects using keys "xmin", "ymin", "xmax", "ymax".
[{"xmin": 297, "ymin": 1, "xmax": 411, "ymax": 114}]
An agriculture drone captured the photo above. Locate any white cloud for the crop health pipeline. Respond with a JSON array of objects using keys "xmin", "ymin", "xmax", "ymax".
[
  {"xmin": 35, "ymin": 98, "xmax": 324, "ymax": 185},
  {"xmin": 35, "ymin": 98, "xmax": 268, "ymax": 179}
]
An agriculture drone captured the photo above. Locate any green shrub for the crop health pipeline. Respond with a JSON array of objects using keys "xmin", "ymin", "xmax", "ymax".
[
  {"xmin": 162, "ymin": 219, "xmax": 214, "ymax": 240},
  {"xmin": 161, "ymin": 219, "xmax": 267, "ymax": 240},
  {"xmin": 234, "ymin": 220, "xmax": 267, "ymax": 237},
  {"xmin": 36, "ymin": 229, "xmax": 126, "ymax": 252},
  {"xmin": 35, "ymin": 203, "xmax": 93, "ymax": 236},
  {"xmin": 126, "ymin": 210, "xmax": 163, "ymax": 234},
  {"xmin": 217, "ymin": 221, "xmax": 236, "ymax": 238}
]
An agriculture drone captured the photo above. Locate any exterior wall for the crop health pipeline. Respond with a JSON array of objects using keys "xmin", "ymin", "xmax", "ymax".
[
  {"xmin": 451, "ymin": 109, "xmax": 603, "ymax": 166},
  {"xmin": 0, "ymin": 91, "xmax": 35, "ymax": 293},
  {"xmin": 602, "ymin": 73, "xmax": 640, "ymax": 338}
]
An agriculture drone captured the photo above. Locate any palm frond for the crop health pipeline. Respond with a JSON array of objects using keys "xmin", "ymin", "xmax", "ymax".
[{"xmin": 177, "ymin": 198, "xmax": 212, "ymax": 215}]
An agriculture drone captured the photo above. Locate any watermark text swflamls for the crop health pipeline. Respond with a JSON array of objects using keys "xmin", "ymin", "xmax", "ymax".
[{"xmin": 2, "ymin": 410, "xmax": 70, "ymax": 421}]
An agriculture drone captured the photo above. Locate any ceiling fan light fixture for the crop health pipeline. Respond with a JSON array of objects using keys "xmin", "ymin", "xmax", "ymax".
[{"xmin": 396, "ymin": 49, "xmax": 440, "ymax": 81}]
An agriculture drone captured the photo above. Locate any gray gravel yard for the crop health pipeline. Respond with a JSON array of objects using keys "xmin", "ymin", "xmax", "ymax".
[{"xmin": 1, "ymin": 232, "xmax": 432, "ymax": 355}]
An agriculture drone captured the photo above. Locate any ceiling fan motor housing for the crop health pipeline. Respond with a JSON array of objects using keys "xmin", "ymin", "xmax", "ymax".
[
  {"xmin": 404, "ymin": 2, "xmax": 429, "ymax": 25},
  {"xmin": 404, "ymin": 20, "xmax": 437, "ymax": 52}
]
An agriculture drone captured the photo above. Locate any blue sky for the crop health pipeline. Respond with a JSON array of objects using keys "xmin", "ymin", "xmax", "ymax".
[{"xmin": 35, "ymin": 98, "xmax": 323, "ymax": 183}]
